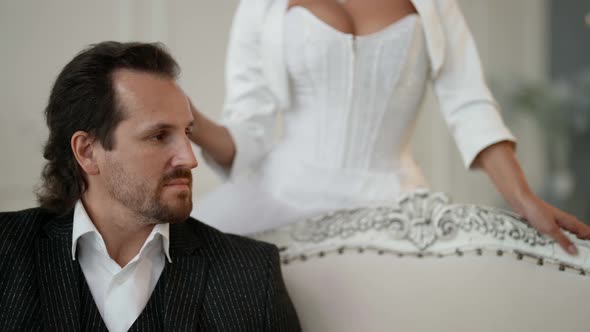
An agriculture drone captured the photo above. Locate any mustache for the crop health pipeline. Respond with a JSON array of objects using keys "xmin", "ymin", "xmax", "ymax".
[{"xmin": 162, "ymin": 168, "xmax": 192, "ymax": 183}]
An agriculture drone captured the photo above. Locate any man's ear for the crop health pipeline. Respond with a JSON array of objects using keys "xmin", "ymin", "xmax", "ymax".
[{"xmin": 71, "ymin": 131, "xmax": 100, "ymax": 175}]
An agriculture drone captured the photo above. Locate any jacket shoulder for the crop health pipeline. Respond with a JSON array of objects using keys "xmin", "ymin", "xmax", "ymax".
[
  {"xmin": 184, "ymin": 221, "xmax": 299, "ymax": 329},
  {"xmin": 187, "ymin": 218, "xmax": 278, "ymax": 256},
  {"xmin": 0, "ymin": 207, "xmax": 49, "ymax": 237},
  {"xmin": 0, "ymin": 208, "xmax": 52, "ymax": 271}
]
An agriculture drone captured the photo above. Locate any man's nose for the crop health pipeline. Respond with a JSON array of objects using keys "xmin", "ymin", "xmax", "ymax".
[{"xmin": 172, "ymin": 135, "xmax": 198, "ymax": 169}]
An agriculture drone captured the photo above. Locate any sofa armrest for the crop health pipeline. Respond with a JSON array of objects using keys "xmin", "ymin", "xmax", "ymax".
[{"xmin": 251, "ymin": 190, "xmax": 590, "ymax": 331}]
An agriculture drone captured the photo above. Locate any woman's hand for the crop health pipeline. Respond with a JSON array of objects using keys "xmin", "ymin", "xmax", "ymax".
[
  {"xmin": 514, "ymin": 193, "xmax": 590, "ymax": 255},
  {"xmin": 475, "ymin": 141, "xmax": 590, "ymax": 255},
  {"xmin": 186, "ymin": 99, "xmax": 236, "ymax": 168}
]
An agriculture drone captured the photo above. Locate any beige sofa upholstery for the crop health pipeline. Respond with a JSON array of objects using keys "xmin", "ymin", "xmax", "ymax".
[{"xmin": 253, "ymin": 191, "xmax": 590, "ymax": 332}]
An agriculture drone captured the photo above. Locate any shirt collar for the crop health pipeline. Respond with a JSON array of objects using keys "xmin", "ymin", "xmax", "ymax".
[{"xmin": 71, "ymin": 200, "xmax": 172, "ymax": 263}]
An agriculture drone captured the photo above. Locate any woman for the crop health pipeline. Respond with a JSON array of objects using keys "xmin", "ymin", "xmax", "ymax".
[{"xmin": 189, "ymin": 0, "xmax": 590, "ymax": 254}]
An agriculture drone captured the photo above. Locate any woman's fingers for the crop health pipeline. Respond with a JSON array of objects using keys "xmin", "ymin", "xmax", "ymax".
[
  {"xmin": 523, "ymin": 200, "xmax": 582, "ymax": 255},
  {"xmin": 545, "ymin": 226, "xmax": 578, "ymax": 255},
  {"xmin": 554, "ymin": 209, "xmax": 590, "ymax": 239}
]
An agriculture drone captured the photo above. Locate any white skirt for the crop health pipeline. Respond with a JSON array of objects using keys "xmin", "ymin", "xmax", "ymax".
[{"xmin": 192, "ymin": 175, "xmax": 321, "ymax": 235}]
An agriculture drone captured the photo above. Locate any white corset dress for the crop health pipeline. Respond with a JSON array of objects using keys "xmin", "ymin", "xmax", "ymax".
[{"xmin": 195, "ymin": 9, "xmax": 433, "ymax": 234}]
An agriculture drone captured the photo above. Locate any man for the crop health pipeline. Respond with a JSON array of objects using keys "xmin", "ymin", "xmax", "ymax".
[{"xmin": 0, "ymin": 41, "xmax": 300, "ymax": 331}]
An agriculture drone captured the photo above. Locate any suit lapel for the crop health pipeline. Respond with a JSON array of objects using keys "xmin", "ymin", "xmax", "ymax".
[
  {"xmin": 35, "ymin": 211, "xmax": 81, "ymax": 331},
  {"xmin": 162, "ymin": 221, "xmax": 210, "ymax": 331}
]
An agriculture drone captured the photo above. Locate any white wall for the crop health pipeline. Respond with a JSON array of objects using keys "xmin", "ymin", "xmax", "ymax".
[{"xmin": 0, "ymin": 0, "xmax": 548, "ymax": 211}]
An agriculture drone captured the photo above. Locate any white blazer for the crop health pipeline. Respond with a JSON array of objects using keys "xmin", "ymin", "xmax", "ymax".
[{"xmin": 213, "ymin": 0, "xmax": 515, "ymax": 179}]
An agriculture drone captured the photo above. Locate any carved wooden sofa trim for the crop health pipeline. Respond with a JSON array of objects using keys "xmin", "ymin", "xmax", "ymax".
[{"xmin": 254, "ymin": 190, "xmax": 590, "ymax": 275}]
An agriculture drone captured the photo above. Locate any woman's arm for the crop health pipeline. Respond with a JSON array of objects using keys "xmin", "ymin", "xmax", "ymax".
[
  {"xmin": 431, "ymin": 0, "xmax": 516, "ymax": 169},
  {"xmin": 429, "ymin": 0, "xmax": 590, "ymax": 254},
  {"xmin": 189, "ymin": 102, "xmax": 236, "ymax": 169},
  {"xmin": 189, "ymin": 0, "xmax": 279, "ymax": 179},
  {"xmin": 474, "ymin": 141, "xmax": 590, "ymax": 254}
]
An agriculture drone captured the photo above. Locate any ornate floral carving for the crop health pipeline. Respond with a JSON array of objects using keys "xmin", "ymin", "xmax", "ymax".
[
  {"xmin": 438, "ymin": 205, "xmax": 551, "ymax": 247},
  {"xmin": 288, "ymin": 190, "xmax": 549, "ymax": 251},
  {"xmin": 252, "ymin": 190, "xmax": 589, "ymax": 274}
]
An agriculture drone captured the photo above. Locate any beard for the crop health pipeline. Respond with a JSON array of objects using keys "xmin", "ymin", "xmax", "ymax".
[{"xmin": 104, "ymin": 159, "xmax": 193, "ymax": 225}]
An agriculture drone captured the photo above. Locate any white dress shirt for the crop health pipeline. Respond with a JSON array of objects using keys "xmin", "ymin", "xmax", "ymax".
[{"xmin": 72, "ymin": 200, "xmax": 171, "ymax": 332}]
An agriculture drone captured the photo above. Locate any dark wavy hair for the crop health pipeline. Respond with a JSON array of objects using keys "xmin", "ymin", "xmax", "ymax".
[{"xmin": 37, "ymin": 41, "xmax": 180, "ymax": 215}]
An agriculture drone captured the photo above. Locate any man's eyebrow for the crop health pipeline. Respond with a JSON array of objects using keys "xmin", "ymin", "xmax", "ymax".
[
  {"xmin": 141, "ymin": 123, "xmax": 174, "ymax": 133},
  {"xmin": 141, "ymin": 121, "xmax": 195, "ymax": 133}
]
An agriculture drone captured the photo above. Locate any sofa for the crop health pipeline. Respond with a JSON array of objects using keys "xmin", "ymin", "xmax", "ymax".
[{"xmin": 253, "ymin": 190, "xmax": 590, "ymax": 332}]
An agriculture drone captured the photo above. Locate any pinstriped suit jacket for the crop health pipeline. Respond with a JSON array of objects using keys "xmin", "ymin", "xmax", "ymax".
[{"xmin": 0, "ymin": 208, "xmax": 301, "ymax": 331}]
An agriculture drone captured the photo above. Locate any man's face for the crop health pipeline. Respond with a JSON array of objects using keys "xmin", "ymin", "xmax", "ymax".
[{"xmin": 96, "ymin": 69, "xmax": 198, "ymax": 224}]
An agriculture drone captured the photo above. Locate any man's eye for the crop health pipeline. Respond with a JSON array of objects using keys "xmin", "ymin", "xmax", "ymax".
[
  {"xmin": 185, "ymin": 128, "xmax": 193, "ymax": 136},
  {"xmin": 150, "ymin": 133, "xmax": 166, "ymax": 141}
]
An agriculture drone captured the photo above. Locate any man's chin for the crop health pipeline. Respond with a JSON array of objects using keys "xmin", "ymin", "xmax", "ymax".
[
  {"xmin": 169, "ymin": 210, "xmax": 191, "ymax": 224},
  {"xmin": 161, "ymin": 200, "xmax": 192, "ymax": 224}
]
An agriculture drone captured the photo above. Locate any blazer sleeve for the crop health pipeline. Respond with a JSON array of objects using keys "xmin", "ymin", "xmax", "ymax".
[
  {"xmin": 432, "ymin": 0, "xmax": 516, "ymax": 169},
  {"xmin": 202, "ymin": 0, "xmax": 280, "ymax": 179},
  {"xmin": 264, "ymin": 247, "xmax": 301, "ymax": 332}
]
